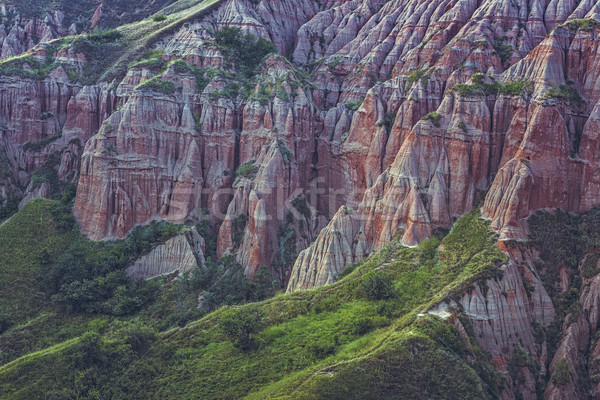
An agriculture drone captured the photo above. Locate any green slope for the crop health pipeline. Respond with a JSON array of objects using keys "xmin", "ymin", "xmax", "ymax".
[
  {"xmin": 0, "ymin": 209, "xmax": 508, "ymax": 399},
  {"xmin": 0, "ymin": 199, "xmax": 77, "ymax": 322}
]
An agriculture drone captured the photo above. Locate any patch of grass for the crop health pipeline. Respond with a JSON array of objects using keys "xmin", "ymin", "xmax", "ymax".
[
  {"xmin": 135, "ymin": 76, "xmax": 177, "ymax": 95},
  {"xmin": 560, "ymin": 18, "xmax": 600, "ymax": 32},
  {"xmin": 128, "ymin": 50, "xmax": 166, "ymax": 71},
  {"xmin": 0, "ymin": 199, "xmax": 78, "ymax": 323},
  {"xmin": 453, "ymin": 74, "xmax": 532, "ymax": 97}
]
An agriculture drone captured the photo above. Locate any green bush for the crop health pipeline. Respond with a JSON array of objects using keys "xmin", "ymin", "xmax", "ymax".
[
  {"xmin": 377, "ymin": 112, "xmax": 396, "ymax": 133},
  {"xmin": 0, "ymin": 313, "xmax": 11, "ymax": 334},
  {"xmin": 421, "ymin": 111, "xmax": 442, "ymax": 127},
  {"xmin": 361, "ymin": 271, "xmax": 396, "ymax": 300},
  {"xmin": 219, "ymin": 307, "xmax": 264, "ymax": 351},
  {"xmin": 0, "ymin": 196, "xmax": 19, "ymax": 223},
  {"xmin": 346, "ymin": 98, "xmax": 364, "ymax": 111},
  {"xmin": 171, "ymin": 59, "xmax": 208, "ymax": 92},
  {"xmin": 582, "ymin": 253, "xmax": 600, "ymax": 279},
  {"xmin": 44, "ymin": 220, "xmax": 183, "ymax": 315},
  {"xmin": 22, "ymin": 133, "xmax": 62, "ymax": 152},
  {"xmin": 553, "ymin": 358, "xmax": 571, "ymax": 386},
  {"xmin": 214, "ymin": 27, "xmax": 275, "ymax": 77},
  {"xmin": 236, "ymin": 161, "xmax": 258, "ymax": 178},
  {"xmin": 307, "ymin": 341, "xmax": 335, "ymax": 359},
  {"xmin": 152, "ymin": 15, "xmax": 167, "ymax": 22},
  {"xmin": 351, "ymin": 317, "xmax": 373, "ymax": 335},
  {"xmin": 405, "ymin": 68, "xmax": 430, "ymax": 91},
  {"xmin": 493, "ymin": 37, "xmax": 513, "ymax": 63}
]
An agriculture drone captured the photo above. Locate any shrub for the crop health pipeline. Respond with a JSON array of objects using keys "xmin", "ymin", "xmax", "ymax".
[
  {"xmin": 351, "ymin": 317, "xmax": 373, "ymax": 335},
  {"xmin": 543, "ymin": 83, "xmax": 584, "ymax": 112},
  {"xmin": 87, "ymin": 28, "xmax": 122, "ymax": 44},
  {"xmin": 22, "ymin": 133, "xmax": 62, "ymax": 152},
  {"xmin": 493, "ymin": 37, "xmax": 512, "ymax": 63},
  {"xmin": 421, "ymin": 112, "xmax": 442, "ymax": 127},
  {"xmin": 0, "ymin": 197, "xmax": 20, "ymax": 223},
  {"xmin": 0, "ymin": 313, "xmax": 11, "ymax": 334},
  {"xmin": 346, "ymin": 98, "xmax": 364, "ymax": 111},
  {"xmin": 307, "ymin": 341, "xmax": 335, "ymax": 359},
  {"xmin": 214, "ymin": 27, "xmax": 275, "ymax": 77},
  {"xmin": 219, "ymin": 307, "xmax": 264, "ymax": 351},
  {"xmin": 405, "ymin": 68, "xmax": 430, "ymax": 91},
  {"xmin": 553, "ymin": 358, "xmax": 571, "ymax": 386},
  {"xmin": 232, "ymin": 214, "xmax": 249, "ymax": 247},
  {"xmin": 236, "ymin": 161, "xmax": 258, "ymax": 178},
  {"xmin": 362, "ymin": 271, "xmax": 396, "ymax": 300},
  {"xmin": 377, "ymin": 112, "xmax": 396, "ymax": 133},
  {"xmin": 171, "ymin": 59, "xmax": 208, "ymax": 92},
  {"xmin": 152, "ymin": 15, "xmax": 167, "ymax": 22}
]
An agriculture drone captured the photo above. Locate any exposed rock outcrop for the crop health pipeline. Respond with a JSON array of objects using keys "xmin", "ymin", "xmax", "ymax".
[{"xmin": 127, "ymin": 226, "xmax": 205, "ymax": 279}]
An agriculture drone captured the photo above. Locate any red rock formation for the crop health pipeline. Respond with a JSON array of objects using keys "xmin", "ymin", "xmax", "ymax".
[{"xmin": 7, "ymin": 2, "xmax": 600, "ymax": 397}]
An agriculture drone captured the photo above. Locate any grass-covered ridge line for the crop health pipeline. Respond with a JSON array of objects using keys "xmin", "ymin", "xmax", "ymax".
[
  {"xmin": 0, "ymin": 210, "xmax": 507, "ymax": 399},
  {"xmin": 0, "ymin": 0, "xmax": 224, "ymax": 85}
]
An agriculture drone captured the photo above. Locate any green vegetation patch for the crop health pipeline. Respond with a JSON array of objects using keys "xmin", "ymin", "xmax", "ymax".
[
  {"xmin": 171, "ymin": 59, "xmax": 209, "ymax": 92},
  {"xmin": 135, "ymin": 76, "xmax": 177, "ymax": 95},
  {"xmin": 541, "ymin": 83, "xmax": 584, "ymax": 113},
  {"xmin": 421, "ymin": 111, "xmax": 442, "ymax": 127},
  {"xmin": 0, "ymin": 202, "xmax": 507, "ymax": 399},
  {"xmin": 215, "ymin": 26, "xmax": 276, "ymax": 77},
  {"xmin": 453, "ymin": 73, "xmax": 532, "ymax": 97},
  {"xmin": 405, "ymin": 68, "xmax": 431, "ymax": 91},
  {"xmin": 0, "ymin": 199, "xmax": 78, "ymax": 322},
  {"xmin": 22, "ymin": 133, "xmax": 62, "ymax": 153},
  {"xmin": 560, "ymin": 18, "xmax": 600, "ymax": 32},
  {"xmin": 346, "ymin": 98, "xmax": 364, "ymax": 111},
  {"xmin": 236, "ymin": 161, "xmax": 258, "ymax": 178}
]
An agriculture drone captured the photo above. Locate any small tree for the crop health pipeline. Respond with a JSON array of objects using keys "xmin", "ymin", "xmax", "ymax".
[{"xmin": 219, "ymin": 307, "xmax": 264, "ymax": 351}]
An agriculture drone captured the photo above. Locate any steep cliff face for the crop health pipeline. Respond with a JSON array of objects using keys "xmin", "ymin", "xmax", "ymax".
[{"xmin": 286, "ymin": 3, "xmax": 600, "ymax": 291}]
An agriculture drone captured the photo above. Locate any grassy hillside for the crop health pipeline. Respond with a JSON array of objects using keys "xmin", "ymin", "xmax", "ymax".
[
  {"xmin": 0, "ymin": 209, "xmax": 508, "ymax": 399},
  {"xmin": 0, "ymin": 199, "xmax": 77, "ymax": 322}
]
